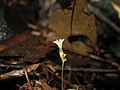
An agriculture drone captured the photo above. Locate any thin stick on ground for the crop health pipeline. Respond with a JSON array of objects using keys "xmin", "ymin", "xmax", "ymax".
[{"xmin": 24, "ymin": 67, "xmax": 33, "ymax": 90}]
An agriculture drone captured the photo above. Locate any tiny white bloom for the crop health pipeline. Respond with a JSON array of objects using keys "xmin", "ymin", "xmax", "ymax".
[
  {"xmin": 53, "ymin": 39, "xmax": 65, "ymax": 48},
  {"xmin": 53, "ymin": 39, "xmax": 65, "ymax": 45}
]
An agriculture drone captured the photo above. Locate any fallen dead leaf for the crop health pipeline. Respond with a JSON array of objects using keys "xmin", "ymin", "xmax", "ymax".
[{"xmin": 49, "ymin": 0, "xmax": 97, "ymax": 54}]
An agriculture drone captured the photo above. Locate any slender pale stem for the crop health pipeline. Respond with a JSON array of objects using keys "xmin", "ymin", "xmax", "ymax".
[{"xmin": 61, "ymin": 62, "xmax": 64, "ymax": 90}]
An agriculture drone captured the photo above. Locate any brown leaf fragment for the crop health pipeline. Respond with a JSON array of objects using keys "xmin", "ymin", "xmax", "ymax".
[{"xmin": 0, "ymin": 31, "xmax": 32, "ymax": 52}]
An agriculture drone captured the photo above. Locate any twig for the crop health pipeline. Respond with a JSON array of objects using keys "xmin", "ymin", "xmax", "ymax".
[
  {"xmin": 70, "ymin": 0, "xmax": 76, "ymax": 35},
  {"xmin": 88, "ymin": 3, "xmax": 120, "ymax": 34},
  {"xmin": 88, "ymin": 54, "xmax": 120, "ymax": 68},
  {"xmin": 0, "ymin": 63, "xmax": 23, "ymax": 69},
  {"xmin": 65, "ymin": 50, "xmax": 120, "ymax": 68},
  {"xmin": 0, "ymin": 64, "xmax": 39, "ymax": 80},
  {"xmin": 24, "ymin": 67, "xmax": 33, "ymax": 90},
  {"xmin": 54, "ymin": 67, "xmax": 120, "ymax": 73}
]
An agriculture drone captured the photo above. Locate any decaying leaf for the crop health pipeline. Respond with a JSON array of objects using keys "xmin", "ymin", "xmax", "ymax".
[{"xmin": 49, "ymin": 0, "xmax": 97, "ymax": 54}]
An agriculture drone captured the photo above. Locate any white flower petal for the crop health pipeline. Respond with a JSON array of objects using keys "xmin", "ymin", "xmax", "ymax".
[{"xmin": 53, "ymin": 39, "xmax": 65, "ymax": 46}]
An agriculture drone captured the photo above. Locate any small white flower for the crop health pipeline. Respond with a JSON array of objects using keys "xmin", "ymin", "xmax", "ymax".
[
  {"xmin": 53, "ymin": 39, "xmax": 67, "ymax": 63},
  {"xmin": 53, "ymin": 39, "xmax": 65, "ymax": 48},
  {"xmin": 53, "ymin": 39, "xmax": 67, "ymax": 90}
]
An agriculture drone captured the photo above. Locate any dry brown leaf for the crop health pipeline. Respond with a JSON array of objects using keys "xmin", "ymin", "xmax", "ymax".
[{"xmin": 49, "ymin": 0, "xmax": 97, "ymax": 54}]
